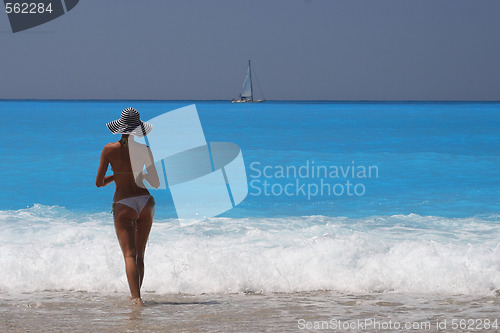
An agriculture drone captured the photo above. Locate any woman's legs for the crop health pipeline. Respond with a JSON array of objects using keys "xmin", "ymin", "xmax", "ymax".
[
  {"xmin": 114, "ymin": 198, "xmax": 154, "ymax": 303},
  {"xmin": 136, "ymin": 197, "xmax": 155, "ymax": 288}
]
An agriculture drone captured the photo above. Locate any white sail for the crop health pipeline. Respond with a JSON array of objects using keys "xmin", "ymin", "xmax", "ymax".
[
  {"xmin": 233, "ymin": 60, "xmax": 264, "ymax": 103},
  {"xmin": 240, "ymin": 63, "xmax": 252, "ymax": 99}
]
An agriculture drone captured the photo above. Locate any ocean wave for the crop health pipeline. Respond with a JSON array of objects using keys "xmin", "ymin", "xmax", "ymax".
[{"xmin": 1, "ymin": 205, "xmax": 500, "ymax": 295}]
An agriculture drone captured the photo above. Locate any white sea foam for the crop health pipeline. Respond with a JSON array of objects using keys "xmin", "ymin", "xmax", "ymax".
[{"xmin": 1, "ymin": 205, "xmax": 500, "ymax": 295}]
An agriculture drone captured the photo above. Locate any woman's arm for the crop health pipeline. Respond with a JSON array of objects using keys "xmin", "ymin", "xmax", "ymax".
[
  {"xmin": 142, "ymin": 146, "xmax": 160, "ymax": 189},
  {"xmin": 100, "ymin": 174, "xmax": 115, "ymax": 187},
  {"xmin": 95, "ymin": 146, "xmax": 115, "ymax": 187}
]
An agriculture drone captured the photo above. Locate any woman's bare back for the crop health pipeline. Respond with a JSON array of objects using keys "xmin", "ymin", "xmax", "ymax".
[{"xmin": 96, "ymin": 137, "xmax": 159, "ymax": 202}]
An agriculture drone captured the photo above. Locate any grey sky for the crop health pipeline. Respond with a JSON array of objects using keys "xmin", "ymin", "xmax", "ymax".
[{"xmin": 1, "ymin": 0, "xmax": 499, "ymax": 100}]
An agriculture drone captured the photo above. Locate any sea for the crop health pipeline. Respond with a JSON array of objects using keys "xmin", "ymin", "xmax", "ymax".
[{"xmin": 1, "ymin": 100, "xmax": 500, "ymax": 332}]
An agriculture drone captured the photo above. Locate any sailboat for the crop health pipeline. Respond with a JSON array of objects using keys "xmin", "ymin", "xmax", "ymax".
[{"xmin": 232, "ymin": 60, "xmax": 264, "ymax": 103}]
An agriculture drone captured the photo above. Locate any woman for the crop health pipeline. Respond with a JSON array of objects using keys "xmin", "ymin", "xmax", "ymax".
[{"xmin": 96, "ymin": 107, "xmax": 160, "ymax": 306}]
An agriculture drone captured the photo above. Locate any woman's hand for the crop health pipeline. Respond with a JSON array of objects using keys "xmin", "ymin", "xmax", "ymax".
[
  {"xmin": 135, "ymin": 172, "xmax": 146, "ymax": 185},
  {"xmin": 136, "ymin": 172, "xmax": 160, "ymax": 189},
  {"xmin": 101, "ymin": 174, "xmax": 115, "ymax": 187}
]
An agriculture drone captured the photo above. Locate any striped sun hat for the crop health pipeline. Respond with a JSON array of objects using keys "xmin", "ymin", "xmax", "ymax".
[{"xmin": 106, "ymin": 107, "xmax": 153, "ymax": 137}]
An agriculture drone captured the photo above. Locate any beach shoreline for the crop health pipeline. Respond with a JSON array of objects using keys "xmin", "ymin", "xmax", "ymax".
[{"xmin": 1, "ymin": 290, "xmax": 499, "ymax": 332}]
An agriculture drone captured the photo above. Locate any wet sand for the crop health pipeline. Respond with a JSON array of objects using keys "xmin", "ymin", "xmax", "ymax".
[{"xmin": 1, "ymin": 291, "xmax": 499, "ymax": 332}]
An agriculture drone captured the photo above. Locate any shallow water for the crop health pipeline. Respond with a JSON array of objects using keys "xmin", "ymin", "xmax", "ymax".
[{"xmin": 2, "ymin": 291, "xmax": 500, "ymax": 332}]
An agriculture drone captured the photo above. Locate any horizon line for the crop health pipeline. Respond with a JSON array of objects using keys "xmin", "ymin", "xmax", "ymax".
[{"xmin": 1, "ymin": 98, "xmax": 499, "ymax": 103}]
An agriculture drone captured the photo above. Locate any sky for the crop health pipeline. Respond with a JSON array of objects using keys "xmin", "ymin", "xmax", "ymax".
[{"xmin": 1, "ymin": 0, "xmax": 500, "ymax": 101}]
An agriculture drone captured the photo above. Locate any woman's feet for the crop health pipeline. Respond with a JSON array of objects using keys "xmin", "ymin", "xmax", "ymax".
[{"xmin": 130, "ymin": 297, "xmax": 145, "ymax": 306}]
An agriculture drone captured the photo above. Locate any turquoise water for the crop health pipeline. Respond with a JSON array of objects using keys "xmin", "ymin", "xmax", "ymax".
[
  {"xmin": 1, "ymin": 100, "xmax": 499, "ymax": 217},
  {"xmin": 1, "ymin": 100, "xmax": 500, "ymax": 295}
]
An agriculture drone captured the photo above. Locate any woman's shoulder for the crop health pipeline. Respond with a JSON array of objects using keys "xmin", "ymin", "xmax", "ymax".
[
  {"xmin": 101, "ymin": 141, "xmax": 120, "ymax": 153},
  {"xmin": 105, "ymin": 141, "xmax": 120, "ymax": 148}
]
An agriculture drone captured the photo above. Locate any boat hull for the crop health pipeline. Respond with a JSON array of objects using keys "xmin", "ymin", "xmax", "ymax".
[{"xmin": 232, "ymin": 99, "xmax": 264, "ymax": 103}]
